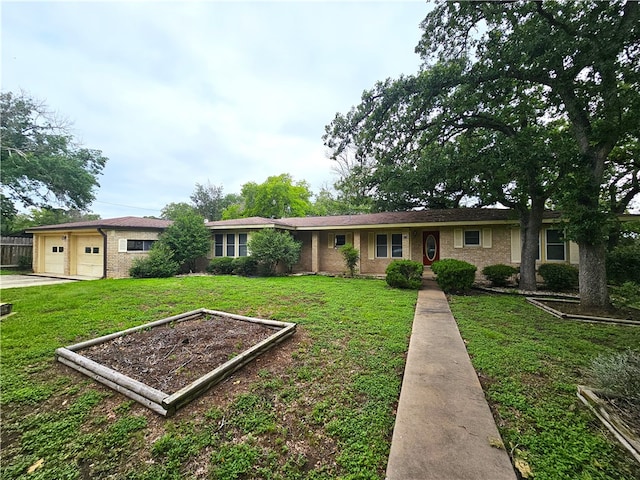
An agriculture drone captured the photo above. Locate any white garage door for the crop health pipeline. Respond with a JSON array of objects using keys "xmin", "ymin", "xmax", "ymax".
[
  {"xmin": 75, "ymin": 236, "xmax": 103, "ymax": 277},
  {"xmin": 44, "ymin": 237, "xmax": 65, "ymax": 274}
]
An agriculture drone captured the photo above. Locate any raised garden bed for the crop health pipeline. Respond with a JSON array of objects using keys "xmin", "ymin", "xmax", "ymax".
[
  {"xmin": 526, "ymin": 297, "xmax": 640, "ymax": 326},
  {"xmin": 577, "ymin": 386, "xmax": 640, "ymax": 464},
  {"xmin": 56, "ymin": 309, "xmax": 296, "ymax": 416}
]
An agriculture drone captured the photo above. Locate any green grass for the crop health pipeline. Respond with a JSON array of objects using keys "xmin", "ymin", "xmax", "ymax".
[
  {"xmin": 0, "ymin": 275, "xmax": 417, "ymax": 479},
  {"xmin": 450, "ymin": 293, "xmax": 640, "ymax": 480}
]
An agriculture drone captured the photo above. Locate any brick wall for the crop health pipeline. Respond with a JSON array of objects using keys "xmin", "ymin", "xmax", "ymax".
[
  {"xmin": 440, "ymin": 225, "xmax": 515, "ymax": 277},
  {"xmin": 106, "ymin": 230, "xmax": 163, "ymax": 278}
]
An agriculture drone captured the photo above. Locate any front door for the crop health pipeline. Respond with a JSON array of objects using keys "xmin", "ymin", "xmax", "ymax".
[{"xmin": 423, "ymin": 231, "xmax": 440, "ymax": 266}]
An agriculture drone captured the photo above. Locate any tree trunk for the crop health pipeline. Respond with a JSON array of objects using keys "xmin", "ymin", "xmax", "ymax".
[
  {"xmin": 578, "ymin": 242, "xmax": 609, "ymax": 308},
  {"xmin": 518, "ymin": 203, "xmax": 544, "ymax": 291}
]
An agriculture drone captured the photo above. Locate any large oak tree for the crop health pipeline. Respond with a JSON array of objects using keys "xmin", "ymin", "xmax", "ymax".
[{"xmin": 324, "ymin": 1, "xmax": 639, "ymax": 306}]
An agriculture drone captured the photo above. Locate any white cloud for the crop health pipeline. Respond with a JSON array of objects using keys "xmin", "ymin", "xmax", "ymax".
[{"xmin": 2, "ymin": 1, "xmax": 428, "ymax": 218}]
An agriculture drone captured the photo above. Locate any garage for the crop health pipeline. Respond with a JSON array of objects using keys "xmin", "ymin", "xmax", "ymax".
[
  {"xmin": 74, "ymin": 235, "xmax": 104, "ymax": 277},
  {"xmin": 43, "ymin": 236, "xmax": 65, "ymax": 275}
]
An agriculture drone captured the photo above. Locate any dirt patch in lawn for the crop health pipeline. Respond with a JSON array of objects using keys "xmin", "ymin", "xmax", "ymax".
[{"xmin": 81, "ymin": 314, "xmax": 279, "ymax": 393}]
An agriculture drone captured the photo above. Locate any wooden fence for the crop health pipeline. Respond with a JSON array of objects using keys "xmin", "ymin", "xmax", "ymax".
[{"xmin": 1, "ymin": 236, "xmax": 33, "ymax": 267}]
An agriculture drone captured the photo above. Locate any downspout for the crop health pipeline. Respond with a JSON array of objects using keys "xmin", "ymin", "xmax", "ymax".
[{"xmin": 98, "ymin": 228, "xmax": 107, "ymax": 279}]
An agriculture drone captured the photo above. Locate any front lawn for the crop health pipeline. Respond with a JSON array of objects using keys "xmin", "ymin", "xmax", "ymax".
[
  {"xmin": 0, "ymin": 275, "xmax": 418, "ymax": 479},
  {"xmin": 450, "ymin": 293, "xmax": 640, "ymax": 480}
]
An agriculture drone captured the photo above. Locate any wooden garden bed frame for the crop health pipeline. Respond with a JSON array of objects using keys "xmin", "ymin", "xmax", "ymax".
[{"xmin": 56, "ymin": 308, "xmax": 296, "ymax": 416}]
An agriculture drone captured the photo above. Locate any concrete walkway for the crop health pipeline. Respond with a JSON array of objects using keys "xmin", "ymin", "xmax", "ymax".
[
  {"xmin": 386, "ymin": 279, "xmax": 516, "ymax": 480},
  {"xmin": 0, "ymin": 275, "xmax": 80, "ymax": 289}
]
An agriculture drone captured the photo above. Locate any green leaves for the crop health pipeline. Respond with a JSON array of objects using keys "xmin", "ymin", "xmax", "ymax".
[
  {"xmin": 158, "ymin": 210, "xmax": 211, "ymax": 272},
  {"xmin": 0, "ymin": 91, "xmax": 107, "ymax": 213},
  {"xmin": 247, "ymin": 228, "xmax": 302, "ymax": 275}
]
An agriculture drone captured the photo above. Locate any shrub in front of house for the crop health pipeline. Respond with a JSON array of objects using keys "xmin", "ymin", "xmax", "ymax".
[
  {"xmin": 232, "ymin": 256, "xmax": 259, "ymax": 276},
  {"xmin": 207, "ymin": 257, "xmax": 235, "ymax": 275},
  {"xmin": 538, "ymin": 263, "xmax": 578, "ymax": 291},
  {"xmin": 129, "ymin": 244, "xmax": 180, "ymax": 278},
  {"xmin": 248, "ymin": 228, "xmax": 302, "ymax": 276},
  {"xmin": 607, "ymin": 244, "xmax": 640, "ymax": 285},
  {"xmin": 385, "ymin": 260, "xmax": 424, "ymax": 289},
  {"xmin": 481, "ymin": 264, "xmax": 518, "ymax": 287},
  {"xmin": 431, "ymin": 258, "xmax": 477, "ymax": 293},
  {"xmin": 339, "ymin": 243, "xmax": 360, "ymax": 277}
]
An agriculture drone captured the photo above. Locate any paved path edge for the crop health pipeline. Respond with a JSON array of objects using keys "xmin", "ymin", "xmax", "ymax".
[{"xmin": 385, "ymin": 280, "xmax": 516, "ymax": 480}]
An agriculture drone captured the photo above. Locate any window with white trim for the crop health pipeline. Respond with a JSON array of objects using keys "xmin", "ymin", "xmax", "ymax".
[
  {"xmin": 391, "ymin": 233, "xmax": 403, "ymax": 258},
  {"xmin": 214, "ymin": 233, "xmax": 249, "ymax": 257},
  {"xmin": 238, "ymin": 233, "xmax": 248, "ymax": 257},
  {"xmin": 226, "ymin": 234, "xmax": 235, "ymax": 257},
  {"xmin": 375, "ymin": 233, "xmax": 402, "ymax": 258},
  {"xmin": 127, "ymin": 240, "xmax": 155, "ymax": 252},
  {"xmin": 546, "ymin": 229, "xmax": 566, "ymax": 261},
  {"xmin": 376, "ymin": 234, "xmax": 388, "ymax": 257},
  {"xmin": 464, "ymin": 230, "xmax": 481, "ymax": 246},
  {"xmin": 214, "ymin": 234, "xmax": 224, "ymax": 257}
]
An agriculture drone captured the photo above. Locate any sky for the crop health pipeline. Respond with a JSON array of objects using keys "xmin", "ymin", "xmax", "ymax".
[{"xmin": 2, "ymin": 0, "xmax": 431, "ymax": 219}]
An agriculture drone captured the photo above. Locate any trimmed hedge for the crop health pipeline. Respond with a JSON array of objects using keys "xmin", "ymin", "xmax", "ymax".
[
  {"xmin": 385, "ymin": 260, "xmax": 424, "ymax": 289},
  {"xmin": 207, "ymin": 257, "xmax": 235, "ymax": 275},
  {"xmin": 431, "ymin": 259, "xmax": 477, "ymax": 293},
  {"xmin": 538, "ymin": 263, "xmax": 578, "ymax": 291},
  {"xmin": 481, "ymin": 264, "xmax": 518, "ymax": 287},
  {"xmin": 232, "ymin": 256, "xmax": 258, "ymax": 276}
]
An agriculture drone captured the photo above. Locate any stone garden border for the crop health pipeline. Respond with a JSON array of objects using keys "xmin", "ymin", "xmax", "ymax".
[
  {"xmin": 525, "ymin": 297, "xmax": 640, "ymax": 327},
  {"xmin": 577, "ymin": 386, "xmax": 640, "ymax": 464},
  {"xmin": 56, "ymin": 308, "xmax": 296, "ymax": 417}
]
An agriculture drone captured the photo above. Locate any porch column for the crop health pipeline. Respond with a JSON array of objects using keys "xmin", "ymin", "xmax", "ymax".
[
  {"xmin": 353, "ymin": 231, "xmax": 361, "ymax": 274},
  {"xmin": 311, "ymin": 231, "xmax": 319, "ymax": 273}
]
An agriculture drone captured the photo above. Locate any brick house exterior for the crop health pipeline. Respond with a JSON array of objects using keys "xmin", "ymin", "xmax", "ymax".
[
  {"xmin": 27, "ymin": 209, "xmax": 612, "ymax": 279},
  {"xmin": 207, "ymin": 209, "xmax": 583, "ymax": 277},
  {"xmin": 28, "ymin": 217, "xmax": 171, "ymax": 279}
]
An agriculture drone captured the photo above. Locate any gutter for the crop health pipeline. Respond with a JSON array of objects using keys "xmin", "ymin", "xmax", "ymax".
[{"xmin": 97, "ymin": 228, "xmax": 107, "ymax": 279}]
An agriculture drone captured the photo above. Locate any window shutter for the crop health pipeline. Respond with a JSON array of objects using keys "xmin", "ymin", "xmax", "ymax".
[
  {"xmin": 569, "ymin": 241, "xmax": 579, "ymax": 264},
  {"xmin": 346, "ymin": 233, "xmax": 352, "ymax": 245},
  {"xmin": 118, "ymin": 239, "xmax": 127, "ymax": 252},
  {"xmin": 510, "ymin": 229, "xmax": 521, "ymax": 263},
  {"xmin": 482, "ymin": 228, "xmax": 492, "ymax": 248},
  {"xmin": 368, "ymin": 233, "xmax": 375, "ymax": 260},
  {"xmin": 328, "ymin": 233, "xmax": 335, "ymax": 248},
  {"xmin": 453, "ymin": 229, "xmax": 463, "ymax": 248}
]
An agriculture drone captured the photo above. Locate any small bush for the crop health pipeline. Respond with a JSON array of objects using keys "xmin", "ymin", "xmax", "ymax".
[
  {"xmin": 232, "ymin": 256, "xmax": 258, "ymax": 276},
  {"xmin": 339, "ymin": 243, "xmax": 359, "ymax": 277},
  {"xmin": 207, "ymin": 257, "xmax": 235, "ymax": 275},
  {"xmin": 129, "ymin": 244, "xmax": 179, "ymax": 278},
  {"xmin": 431, "ymin": 258, "xmax": 477, "ymax": 293},
  {"xmin": 248, "ymin": 229, "xmax": 302, "ymax": 276},
  {"xmin": 481, "ymin": 264, "xmax": 518, "ymax": 287},
  {"xmin": 590, "ymin": 350, "xmax": 640, "ymax": 401},
  {"xmin": 538, "ymin": 263, "xmax": 578, "ymax": 291},
  {"xmin": 607, "ymin": 244, "xmax": 640, "ymax": 285},
  {"xmin": 17, "ymin": 255, "xmax": 33, "ymax": 271},
  {"xmin": 385, "ymin": 260, "xmax": 424, "ymax": 289}
]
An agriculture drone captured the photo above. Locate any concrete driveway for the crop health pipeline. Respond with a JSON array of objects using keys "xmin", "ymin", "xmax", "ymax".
[{"xmin": 0, "ymin": 275, "xmax": 78, "ymax": 289}]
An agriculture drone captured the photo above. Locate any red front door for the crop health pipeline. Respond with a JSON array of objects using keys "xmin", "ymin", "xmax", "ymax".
[{"xmin": 423, "ymin": 231, "xmax": 440, "ymax": 266}]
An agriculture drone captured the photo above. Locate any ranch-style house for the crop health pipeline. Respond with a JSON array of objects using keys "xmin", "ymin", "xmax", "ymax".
[{"xmin": 26, "ymin": 208, "xmax": 623, "ymax": 280}]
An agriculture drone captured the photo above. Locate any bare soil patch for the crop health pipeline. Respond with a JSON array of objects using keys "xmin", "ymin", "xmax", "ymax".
[{"xmin": 81, "ymin": 314, "xmax": 278, "ymax": 393}]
